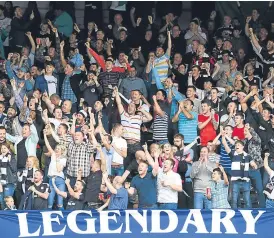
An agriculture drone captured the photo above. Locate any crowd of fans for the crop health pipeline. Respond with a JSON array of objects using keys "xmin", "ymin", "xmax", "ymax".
[{"xmin": 0, "ymin": 1, "xmax": 274, "ymax": 211}]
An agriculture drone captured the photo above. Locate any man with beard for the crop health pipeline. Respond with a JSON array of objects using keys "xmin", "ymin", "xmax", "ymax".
[
  {"xmin": 52, "ymin": 169, "xmax": 85, "ymax": 210},
  {"xmin": 5, "ymin": 106, "xmax": 23, "ymax": 136},
  {"xmin": 173, "ymin": 134, "xmax": 199, "ymax": 209},
  {"xmin": 29, "ymin": 170, "xmax": 50, "ymax": 210},
  {"xmin": 146, "ymin": 31, "xmax": 171, "ymax": 84},
  {"xmin": 71, "ymin": 110, "xmax": 87, "ymax": 133},
  {"xmin": 125, "ymin": 149, "xmax": 159, "ymax": 209}
]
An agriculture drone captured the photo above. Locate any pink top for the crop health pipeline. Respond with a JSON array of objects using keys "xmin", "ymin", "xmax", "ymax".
[{"xmin": 158, "ymin": 155, "xmax": 179, "ymax": 172}]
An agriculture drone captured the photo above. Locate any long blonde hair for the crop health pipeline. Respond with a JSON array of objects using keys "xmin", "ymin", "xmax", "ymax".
[{"xmin": 26, "ymin": 156, "xmax": 40, "ymax": 170}]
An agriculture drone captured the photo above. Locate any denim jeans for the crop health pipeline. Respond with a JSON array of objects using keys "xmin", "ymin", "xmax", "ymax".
[
  {"xmin": 194, "ymin": 192, "xmax": 212, "ymax": 209},
  {"xmin": 0, "ymin": 183, "xmax": 15, "ymax": 209},
  {"xmin": 158, "ymin": 203, "xmax": 178, "ymax": 209},
  {"xmin": 266, "ymin": 199, "xmax": 274, "ymax": 208},
  {"xmin": 232, "ymin": 180, "xmax": 251, "ymax": 209},
  {"xmin": 249, "ymin": 170, "xmax": 266, "ymax": 208},
  {"xmin": 111, "ymin": 166, "xmax": 124, "ymax": 176},
  {"xmin": 138, "ymin": 204, "xmax": 158, "ymax": 209},
  {"xmin": 48, "ymin": 177, "xmax": 66, "ymax": 209}
]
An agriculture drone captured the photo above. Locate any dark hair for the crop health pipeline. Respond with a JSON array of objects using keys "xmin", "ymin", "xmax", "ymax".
[
  {"xmin": 0, "ymin": 5, "xmax": 4, "ymax": 11},
  {"xmin": 192, "ymin": 65, "xmax": 201, "ymax": 71},
  {"xmin": 211, "ymin": 87, "xmax": 219, "ymax": 93},
  {"xmin": 0, "ymin": 101, "xmax": 5, "ymax": 108},
  {"xmin": 174, "ymin": 133, "xmax": 184, "ymax": 140},
  {"xmin": 53, "ymin": 106, "xmax": 62, "ymax": 113},
  {"xmin": 0, "ymin": 125, "xmax": 6, "ymax": 131},
  {"xmin": 201, "ymin": 99, "xmax": 212, "ymax": 107},
  {"xmin": 187, "ymin": 85, "xmax": 197, "ymax": 92},
  {"xmin": 213, "ymin": 168, "xmax": 223, "ymax": 176},
  {"xmin": 235, "ymin": 112, "xmax": 244, "ymax": 120},
  {"xmin": 60, "ymin": 123, "xmax": 69, "ymax": 133},
  {"xmin": 157, "ymin": 89, "xmax": 167, "ymax": 99},
  {"xmin": 165, "ymin": 158, "xmax": 175, "ymax": 168},
  {"xmin": 35, "ymin": 170, "xmax": 44, "ymax": 177}
]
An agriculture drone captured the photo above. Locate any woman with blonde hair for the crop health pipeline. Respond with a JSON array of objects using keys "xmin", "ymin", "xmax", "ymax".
[
  {"xmin": 44, "ymin": 128, "xmax": 67, "ymax": 210},
  {"xmin": 17, "ymin": 156, "xmax": 39, "ymax": 203},
  {"xmin": 158, "ymin": 143, "xmax": 179, "ymax": 172}
]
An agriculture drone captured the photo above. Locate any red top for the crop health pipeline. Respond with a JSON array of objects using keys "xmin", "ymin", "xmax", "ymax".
[
  {"xmin": 88, "ymin": 48, "xmax": 131, "ymax": 72},
  {"xmin": 158, "ymin": 155, "xmax": 179, "ymax": 173},
  {"xmin": 232, "ymin": 126, "xmax": 245, "ymax": 140},
  {"xmin": 198, "ymin": 113, "xmax": 219, "ymax": 146}
]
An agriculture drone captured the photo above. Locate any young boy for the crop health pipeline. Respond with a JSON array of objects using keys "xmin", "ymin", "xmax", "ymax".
[
  {"xmin": 207, "ymin": 140, "xmax": 220, "ymax": 164},
  {"xmin": 4, "ymin": 196, "xmax": 17, "ymax": 210},
  {"xmin": 207, "ymin": 166, "xmax": 231, "ymax": 208}
]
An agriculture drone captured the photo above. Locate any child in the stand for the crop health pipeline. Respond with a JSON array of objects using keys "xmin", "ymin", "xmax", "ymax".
[{"xmin": 4, "ymin": 196, "xmax": 16, "ymax": 210}]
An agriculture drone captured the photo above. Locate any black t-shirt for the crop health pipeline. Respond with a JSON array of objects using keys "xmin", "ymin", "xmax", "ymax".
[
  {"xmin": 17, "ymin": 138, "xmax": 28, "ymax": 170},
  {"xmin": 33, "ymin": 183, "xmax": 50, "ymax": 210},
  {"xmin": 84, "ymin": 170, "xmax": 102, "ymax": 203},
  {"xmin": 66, "ymin": 193, "xmax": 84, "ymax": 210},
  {"xmin": 25, "ymin": 168, "xmax": 34, "ymax": 190}
]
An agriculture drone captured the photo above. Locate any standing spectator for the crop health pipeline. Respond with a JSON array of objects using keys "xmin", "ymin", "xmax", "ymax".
[
  {"xmin": 43, "ymin": 129, "xmax": 67, "ymax": 210},
  {"xmin": 99, "ymin": 172, "xmax": 128, "ymax": 211},
  {"xmin": 53, "ymin": 4, "xmax": 73, "ymax": 38},
  {"xmin": 198, "ymin": 99, "xmax": 219, "ymax": 146},
  {"xmin": 172, "ymin": 99, "xmax": 198, "ymax": 144},
  {"xmin": 4, "ymin": 1, "xmax": 13, "ymax": 18},
  {"xmin": 66, "ymin": 130, "xmax": 94, "ymax": 187},
  {"xmin": 207, "ymin": 166, "xmax": 230, "ymax": 208},
  {"xmin": 157, "ymin": 158, "xmax": 182, "ymax": 209},
  {"xmin": 0, "ymin": 5, "xmax": 11, "ymax": 57},
  {"xmin": 114, "ymin": 86, "xmax": 152, "ymax": 170},
  {"xmin": 10, "ymin": 6, "xmax": 34, "ymax": 50},
  {"xmin": 222, "ymin": 135, "xmax": 257, "ymax": 209},
  {"xmin": 125, "ymin": 149, "xmax": 159, "ymax": 209},
  {"xmin": 28, "ymin": 170, "xmax": 50, "ymax": 210},
  {"xmin": 190, "ymin": 147, "xmax": 217, "ymax": 209},
  {"xmin": 263, "ymin": 152, "xmax": 274, "ymax": 208},
  {"xmin": 119, "ymin": 66, "xmax": 147, "ymax": 100},
  {"xmin": 52, "ymin": 169, "xmax": 85, "ymax": 210}
]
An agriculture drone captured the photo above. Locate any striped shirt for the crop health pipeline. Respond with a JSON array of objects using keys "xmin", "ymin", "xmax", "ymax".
[
  {"xmin": 153, "ymin": 54, "xmax": 170, "ymax": 83},
  {"xmin": 120, "ymin": 111, "xmax": 143, "ymax": 142},
  {"xmin": 229, "ymin": 150, "xmax": 253, "ymax": 182},
  {"xmin": 153, "ymin": 112, "xmax": 169, "ymax": 141},
  {"xmin": 178, "ymin": 111, "xmax": 198, "ymax": 144},
  {"xmin": 219, "ymin": 138, "xmax": 233, "ymax": 170}
]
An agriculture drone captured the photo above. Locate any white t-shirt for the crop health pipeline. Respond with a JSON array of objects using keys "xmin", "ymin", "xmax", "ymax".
[
  {"xmin": 45, "ymin": 75, "xmax": 58, "ymax": 96},
  {"xmin": 0, "ymin": 17, "xmax": 11, "ymax": 46},
  {"xmin": 48, "ymin": 153, "xmax": 67, "ymax": 178},
  {"xmin": 157, "ymin": 168, "xmax": 182, "ymax": 203},
  {"xmin": 111, "ymin": 136, "xmax": 127, "ymax": 165}
]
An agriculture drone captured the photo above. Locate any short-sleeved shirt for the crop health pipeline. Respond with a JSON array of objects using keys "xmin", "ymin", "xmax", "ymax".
[
  {"xmin": 210, "ymin": 180, "xmax": 230, "ymax": 209},
  {"xmin": 33, "ymin": 183, "xmax": 50, "ymax": 210},
  {"xmin": 84, "ymin": 170, "xmax": 102, "ymax": 203},
  {"xmin": 111, "ymin": 136, "xmax": 127, "ymax": 165},
  {"xmin": 198, "ymin": 113, "xmax": 219, "ymax": 146},
  {"xmin": 66, "ymin": 193, "xmax": 84, "ymax": 210},
  {"xmin": 131, "ymin": 172, "xmax": 157, "ymax": 207},
  {"xmin": 120, "ymin": 111, "xmax": 143, "ymax": 142},
  {"xmin": 153, "ymin": 54, "xmax": 170, "ymax": 83},
  {"xmin": 67, "ymin": 141, "xmax": 94, "ymax": 178},
  {"xmin": 108, "ymin": 187, "xmax": 128, "ymax": 210},
  {"xmin": 178, "ymin": 111, "xmax": 198, "ymax": 143},
  {"xmin": 157, "ymin": 168, "xmax": 181, "ymax": 203}
]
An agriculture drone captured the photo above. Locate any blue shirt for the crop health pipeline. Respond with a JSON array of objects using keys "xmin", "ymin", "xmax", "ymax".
[
  {"xmin": 61, "ymin": 75, "xmax": 77, "ymax": 103},
  {"xmin": 108, "ymin": 188, "xmax": 128, "ymax": 210},
  {"xmin": 131, "ymin": 172, "xmax": 157, "ymax": 207},
  {"xmin": 178, "ymin": 111, "xmax": 198, "ymax": 144}
]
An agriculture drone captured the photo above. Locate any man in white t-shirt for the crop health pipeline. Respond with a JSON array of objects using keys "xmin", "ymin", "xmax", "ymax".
[
  {"xmin": 110, "ymin": 123, "xmax": 127, "ymax": 176},
  {"xmin": 157, "ymin": 159, "xmax": 182, "ymax": 209}
]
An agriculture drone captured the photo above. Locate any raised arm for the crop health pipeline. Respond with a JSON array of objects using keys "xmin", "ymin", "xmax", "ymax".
[
  {"xmin": 43, "ymin": 128, "xmax": 55, "ymax": 155},
  {"xmin": 264, "ymin": 153, "xmax": 273, "ymax": 176},
  {"xmin": 25, "ymin": 32, "xmax": 36, "ymax": 54},
  {"xmin": 166, "ymin": 31, "xmax": 172, "ymax": 57},
  {"xmin": 114, "ymin": 86, "xmax": 125, "ymax": 115},
  {"xmin": 249, "ymin": 28, "xmax": 262, "ymax": 52},
  {"xmin": 152, "ymin": 95, "xmax": 165, "ymax": 117},
  {"xmin": 59, "ymin": 41, "xmax": 67, "ymax": 68}
]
